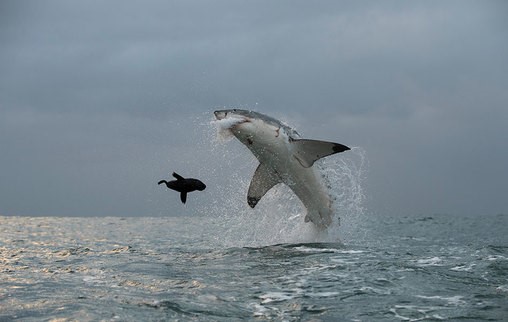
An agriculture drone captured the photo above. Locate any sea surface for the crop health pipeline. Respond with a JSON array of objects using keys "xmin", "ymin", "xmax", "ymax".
[{"xmin": 1, "ymin": 212, "xmax": 507, "ymax": 321}]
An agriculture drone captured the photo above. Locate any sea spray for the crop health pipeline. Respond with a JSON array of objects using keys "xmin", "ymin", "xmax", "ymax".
[
  {"xmin": 318, "ymin": 147, "xmax": 368, "ymax": 243},
  {"xmin": 213, "ymin": 114, "xmax": 246, "ymax": 142}
]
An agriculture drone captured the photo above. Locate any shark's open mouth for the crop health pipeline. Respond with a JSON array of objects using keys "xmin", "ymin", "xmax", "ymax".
[
  {"xmin": 214, "ymin": 116, "xmax": 247, "ymax": 130},
  {"xmin": 213, "ymin": 110, "xmax": 250, "ymax": 130},
  {"xmin": 213, "ymin": 112, "xmax": 250, "ymax": 141}
]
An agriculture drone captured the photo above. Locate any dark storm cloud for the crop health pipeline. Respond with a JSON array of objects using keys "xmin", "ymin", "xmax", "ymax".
[{"xmin": 1, "ymin": 0, "xmax": 507, "ymax": 216}]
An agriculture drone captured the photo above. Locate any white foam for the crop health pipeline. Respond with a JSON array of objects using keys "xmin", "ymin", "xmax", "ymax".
[
  {"xmin": 211, "ymin": 117, "xmax": 245, "ymax": 142},
  {"xmin": 307, "ymin": 291, "xmax": 339, "ymax": 298},
  {"xmin": 415, "ymin": 295, "xmax": 466, "ymax": 306},
  {"xmin": 259, "ymin": 291, "xmax": 295, "ymax": 304},
  {"xmin": 486, "ymin": 255, "xmax": 507, "ymax": 261},
  {"xmin": 415, "ymin": 257, "xmax": 443, "ymax": 266},
  {"xmin": 496, "ymin": 285, "xmax": 508, "ymax": 293},
  {"xmin": 450, "ymin": 264, "xmax": 475, "ymax": 272}
]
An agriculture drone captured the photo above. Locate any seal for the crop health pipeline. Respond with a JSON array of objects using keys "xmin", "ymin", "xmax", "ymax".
[{"xmin": 158, "ymin": 172, "xmax": 206, "ymax": 204}]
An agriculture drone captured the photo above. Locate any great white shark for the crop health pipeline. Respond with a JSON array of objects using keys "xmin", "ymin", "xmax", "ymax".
[{"xmin": 214, "ymin": 109, "xmax": 350, "ymax": 230}]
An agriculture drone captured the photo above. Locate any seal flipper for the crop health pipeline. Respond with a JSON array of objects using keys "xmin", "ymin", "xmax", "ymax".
[
  {"xmin": 247, "ymin": 163, "xmax": 281, "ymax": 208},
  {"xmin": 292, "ymin": 139, "xmax": 350, "ymax": 168},
  {"xmin": 173, "ymin": 172, "xmax": 185, "ymax": 180},
  {"xmin": 180, "ymin": 192, "xmax": 187, "ymax": 204}
]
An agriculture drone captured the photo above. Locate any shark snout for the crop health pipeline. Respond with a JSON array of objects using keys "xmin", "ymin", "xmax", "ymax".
[
  {"xmin": 214, "ymin": 110, "xmax": 227, "ymax": 120},
  {"xmin": 214, "ymin": 109, "xmax": 249, "ymax": 121},
  {"xmin": 213, "ymin": 110, "xmax": 251, "ymax": 130}
]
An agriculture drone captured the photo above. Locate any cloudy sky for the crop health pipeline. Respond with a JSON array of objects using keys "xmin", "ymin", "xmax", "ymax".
[{"xmin": 1, "ymin": 1, "xmax": 507, "ymax": 217}]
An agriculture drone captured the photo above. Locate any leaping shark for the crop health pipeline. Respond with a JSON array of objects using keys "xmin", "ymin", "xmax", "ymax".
[{"xmin": 214, "ymin": 109, "xmax": 350, "ymax": 230}]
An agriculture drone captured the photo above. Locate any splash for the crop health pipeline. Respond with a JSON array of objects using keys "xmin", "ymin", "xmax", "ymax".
[
  {"xmin": 318, "ymin": 147, "xmax": 368, "ymax": 243},
  {"xmin": 212, "ymin": 115, "xmax": 245, "ymax": 142},
  {"xmin": 203, "ymin": 113, "xmax": 368, "ymax": 247}
]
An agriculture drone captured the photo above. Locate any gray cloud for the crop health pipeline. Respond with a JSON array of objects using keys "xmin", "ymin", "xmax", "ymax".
[{"xmin": 1, "ymin": 1, "xmax": 507, "ymax": 216}]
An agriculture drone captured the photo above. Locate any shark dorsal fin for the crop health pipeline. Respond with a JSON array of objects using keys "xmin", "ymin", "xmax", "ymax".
[
  {"xmin": 172, "ymin": 172, "xmax": 184, "ymax": 180},
  {"xmin": 247, "ymin": 163, "xmax": 281, "ymax": 208},
  {"xmin": 292, "ymin": 139, "xmax": 350, "ymax": 168}
]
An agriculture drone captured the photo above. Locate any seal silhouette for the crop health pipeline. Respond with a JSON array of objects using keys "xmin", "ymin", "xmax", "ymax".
[{"xmin": 158, "ymin": 172, "xmax": 206, "ymax": 204}]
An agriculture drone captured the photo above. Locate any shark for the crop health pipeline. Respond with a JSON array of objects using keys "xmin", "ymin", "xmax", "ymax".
[{"xmin": 214, "ymin": 109, "xmax": 350, "ymax": 230}]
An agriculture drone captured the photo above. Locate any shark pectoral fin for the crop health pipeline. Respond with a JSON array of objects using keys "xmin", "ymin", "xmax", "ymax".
[
  {"xmin": 180, "ymin": 192, "xmax": 187, "ymax": 204},
  {"xmin": 292, "ymin": 139, "xmax": 350, "ymax": 168},
  {"xmin": 247, "ymin": 163, "xmax": 281, "ymax": 208},
  {"xmin": 173, "ymin": 172, "xmax": 184, "ymax": 180}
]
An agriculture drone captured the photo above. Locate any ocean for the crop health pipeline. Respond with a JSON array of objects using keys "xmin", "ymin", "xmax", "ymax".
[
  {"xmin": 1, "ymin": 212, "xmax": 506, "ymax": 321},
  {"xmin": 1, "ymin": 139, "xmax": 507, "ymax": 321}
]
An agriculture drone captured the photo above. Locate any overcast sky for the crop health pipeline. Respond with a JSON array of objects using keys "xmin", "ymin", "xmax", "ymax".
[{"xmin": 1, "ymin": 1, "xmax": 507, "ymax": 217}]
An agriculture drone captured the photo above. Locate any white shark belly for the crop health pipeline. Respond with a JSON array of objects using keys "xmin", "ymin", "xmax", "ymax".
[
  {"xmin": 253, "ymin": 142, "xmax": 333, "ymax": 229},
  {"xmin": 277, "ymin": 158, "xmax": 333, "ymax": 228}
]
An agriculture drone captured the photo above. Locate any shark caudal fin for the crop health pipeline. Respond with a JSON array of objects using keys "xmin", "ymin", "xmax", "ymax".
[{"xmin": 292, "ymin": 139, "xmax": 350, "ymax": 168}]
